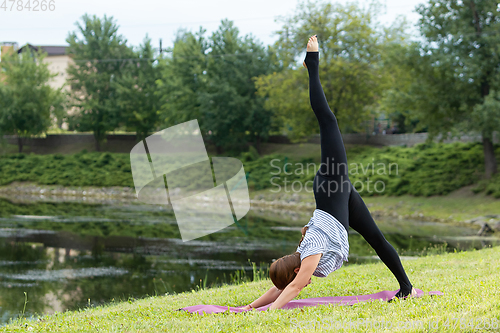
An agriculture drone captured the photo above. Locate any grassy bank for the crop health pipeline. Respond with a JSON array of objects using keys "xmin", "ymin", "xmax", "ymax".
[
  {"xmin": 3, "ymin": 179, "xmax": 500, "ymax": 228},
  {"xmin": 2, "ymin": 245, "xmax": 499, "ymax": 332},
  {"xmin": 1, "ymin": 142, "xmax": 500, "ymax": 229},
  {"xmin": 363, "ymin": 191, "xmax": 500, "ymax": 223},
  {"xmin": 248, "ymin": 141, "xmax": 500, "ymax": 197},
  {"xmin": 1, "ymin": 142, "xmax": 499, "ymax": 198},
  {"xmin": 251, "ymin": 185, "xmax": 500, "ymax": 224}
]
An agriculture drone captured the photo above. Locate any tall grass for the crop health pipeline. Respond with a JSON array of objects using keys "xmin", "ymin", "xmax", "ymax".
[
  {"xmin": 193, "ymin": 260, "xmax": 270, "ymax": 292},
  {"xmin": 3, "ymin": 245, "xmax": 499, "ymax": 333}
]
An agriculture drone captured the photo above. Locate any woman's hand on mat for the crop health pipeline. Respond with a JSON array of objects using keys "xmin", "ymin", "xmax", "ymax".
[{"xmin": 241, "ymin": 304, "xmax": 253, "ymax": 311}]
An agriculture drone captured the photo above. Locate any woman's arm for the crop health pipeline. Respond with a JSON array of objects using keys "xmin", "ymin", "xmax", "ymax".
[
  {"xmin": 242, "ymin": 285, "xmax": 283, "ymax": 310},
  {"xmin": 268, "ymin": 253, "xmax": 321, "ymax": 310}
]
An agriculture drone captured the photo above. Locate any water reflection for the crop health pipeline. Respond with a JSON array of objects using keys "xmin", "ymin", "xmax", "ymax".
[{"xmin": 0, "ymin": 198, "xmax": 498, "ymax": 326}]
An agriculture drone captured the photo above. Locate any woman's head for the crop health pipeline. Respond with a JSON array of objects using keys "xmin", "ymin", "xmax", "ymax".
[{"xmin": 269, "ymin": 252, "xmax": 301, "ymax": 290}]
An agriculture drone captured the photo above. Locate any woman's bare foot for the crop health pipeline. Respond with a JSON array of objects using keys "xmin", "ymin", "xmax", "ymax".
[
  {"xmin": 307, "ymin": 35, "xmax": 319, "ymax": 52},
  {"xmin": 241, "ymin": 304, "xmax": 253, "ymax": 311},
  {"xmin": 303, "ymin": 35, "xmax": 319, "ymax": 69}
]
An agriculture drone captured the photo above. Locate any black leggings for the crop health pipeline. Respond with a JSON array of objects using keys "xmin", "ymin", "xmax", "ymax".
[{"xmin": 305, "ymin": 51, "xmax": 413, "ymax": 297}]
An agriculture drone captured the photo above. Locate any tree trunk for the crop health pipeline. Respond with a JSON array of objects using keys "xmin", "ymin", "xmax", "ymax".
[
  {"xmin": 95, "ymin": 135, "xmax": 101, "ymax": 152},
  {"xmin": 138, "ymin": 129, "xmax": 150, "ymax": 142},
  {"xmin": 482, "ymin": 134, "xmax": 497, "ymax": 179},
  {"xmin": 255, "ymin": 136, "xmax": 261, "ymax": 154},
  {"xmin": 17, "ymin": 136, "xmax": 23, "ymax": 153},
  {"xmin": 94, "ymin": 129, "xmax": 104, "ymax": 152},
  {"xmin": 136, "ymin": 132, "xmax": 146, "ymax": 143},
  {"xmin": 470, "ymin": 1, "xmax": 498, "ymax": 179}
]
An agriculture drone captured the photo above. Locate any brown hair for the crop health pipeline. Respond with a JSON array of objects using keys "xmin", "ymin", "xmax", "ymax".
[{"xmin": 269, "ymin": 252, "xmax": 301, "ymax": 290}]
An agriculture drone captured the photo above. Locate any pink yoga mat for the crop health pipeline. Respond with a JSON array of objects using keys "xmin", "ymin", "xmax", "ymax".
[{"xmin": 180, "ymin": 289, "xmax": 444, "ymax": 315}]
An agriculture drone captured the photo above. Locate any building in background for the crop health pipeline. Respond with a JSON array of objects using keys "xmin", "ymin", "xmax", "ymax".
[
  {"xmin": 0, "ymin": 42, "xmax": 19, "ymax": 84},
  {"xmin": 1, "ymin": 42, "xmax": 73, "ymax": 129},
  {"xmin": 15, "ymin": 43, "xmax": 71, "ymax": 91},
  {"xmin": 40, "ymin": 45, "xmax": 71, "ymax": 92},
  {"xmin": 0, "ymin": 42, "xmax": 19, "ymax": 60}
]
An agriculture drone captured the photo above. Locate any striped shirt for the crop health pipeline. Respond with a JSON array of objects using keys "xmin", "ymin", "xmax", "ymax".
[{"xmin": 296, "ymin": 209, "xmax": 349, "ymax": 277}]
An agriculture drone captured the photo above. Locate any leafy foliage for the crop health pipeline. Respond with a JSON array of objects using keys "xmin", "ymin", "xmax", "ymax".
[
  {"xmin": 66, "ymin": 14, "xmax": 135, "ymax": 150},
  {"xmin": 254, "ymin": 0, "xmax": 410, "ymax": 139},
  {"xmin": 383, "ymin": 0, "xmax": 500, "ymax": 176},
  {"xmin": 0, "ymin": 150, "xmax": 133, "ymax": 187},
  {"xmin": 113, "ymin": 36, "xmax": 162, "ymax": 141},
  {"xmin": 1, "ymin": 143, "xmax": 498, "ymax": 197},
  {"xmin": 242, "ymin": 142, "xmax": 498, "ymax": 197},
  {"xmin": 157, "ymin": 20, "xmax": 280, "ymax": 154},
  {"xmin": 0, "ymin": 48, "xmax": 64, "ymax": 152}
]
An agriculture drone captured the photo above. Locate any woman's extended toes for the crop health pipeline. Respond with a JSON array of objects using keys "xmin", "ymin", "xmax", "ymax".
[{"xmin": 306, "ymin": 35, "xmax": 319, "ymax": 52}]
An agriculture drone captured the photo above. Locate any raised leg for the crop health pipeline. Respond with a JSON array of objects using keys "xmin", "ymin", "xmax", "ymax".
[
  {"xmin": 306, "ymin": 35, "xmax": 351, "ymax": 229},
  {"xmin": 304, "ymin": 36, "xmax": 348, "ymax": 180}
]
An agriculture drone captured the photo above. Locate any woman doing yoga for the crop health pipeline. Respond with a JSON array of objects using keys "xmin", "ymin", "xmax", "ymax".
[{"xmin": 242, "ymin": 35, "xmax": 417, "ymax": 311}]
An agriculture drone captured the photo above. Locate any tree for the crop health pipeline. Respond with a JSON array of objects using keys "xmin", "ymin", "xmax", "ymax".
[
  {"xmin": 200, "ymin": 19, "xmax": 278, "ymax": 153},
  {"xmin": 158, "ymin": 21, "xmax": 279, "ymax": 154},
  {"xmin": 113, "ymin": 35, "xmax": 162, "ymax": 141},
  {"xmin": 66, "ymin": 14, "xmax": 134, "ymax": 151},
  {"xmin": 388, "ymin": 0, "xmax": 499, "ymax": 178},
  {"xmin": 0, "ymin": 48, "xmax": 62, "ymax": 152},
  {"xmin": 254, "ymin": 0, "xmax": 405, "ymax": 139},
  {"xmin": 50, "ymin": 88, "xmax": 70, "ymax": 130},
  {"xmin": 377, "ymin": 21, "xmax": 425, "ymax": 134},
  {"xmin": 254, "ymin": 69, "xmax": 311, "ymax": 140},
  {"xmin": 469, "ymin": 89, "xmax": 500, "ymax": 175},
  {"xmin": 156, "ymin": 27, "xmax": 209, "ymax": 128}
]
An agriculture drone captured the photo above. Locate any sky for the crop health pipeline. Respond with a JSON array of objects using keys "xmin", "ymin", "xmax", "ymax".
[{"xmin": 0, "ymin": 0, "xmax": 426, "ymax": 50}]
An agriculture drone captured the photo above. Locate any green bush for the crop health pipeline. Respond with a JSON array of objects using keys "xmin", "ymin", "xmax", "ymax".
[
  {"xmin": 346, "ymin": 142, "xmax": 493, "ymax": 197},
  {"xmin": 0, "ymin": 151, "xmax": 135, "ymax": 187},
  {"xmin": 473, "ymin": 173, "xmax": 500, "ymax": 198},
  {"xmin": 239, "ymin": 145, "xmax": 260, "ymax": 162},
  {"xmin": 0, "ymin": 142, "xmax": 499, "ymax": 197}
]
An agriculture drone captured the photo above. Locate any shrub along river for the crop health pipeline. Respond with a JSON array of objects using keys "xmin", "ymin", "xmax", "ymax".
[{"xmin": 0, "ymin": 196, "xmax": 499, "ymax": 325}]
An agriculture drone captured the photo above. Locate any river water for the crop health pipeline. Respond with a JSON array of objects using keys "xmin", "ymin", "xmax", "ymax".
[{"xmin": 0, "ymin": 197, "xmax": 498, "ymax": 325}]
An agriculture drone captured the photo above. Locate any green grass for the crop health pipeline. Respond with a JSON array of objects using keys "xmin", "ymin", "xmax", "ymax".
[
  {"xmin": 362, "ymin": 191, "xmax": 500, "ymax": 222},
  {"xmin": 2, "ymin": 245, "xmax": 499, "ymax": 332},
  {"xmin": 254, "ymin": 141, "xmax": 500, "ymax": 197},
  {"xmin": 250, "ymin": 183, "xmax": 500, "ymax": 224},
  {"xmin": 1, "ymin": 142, "xmax": 500, "ymax": 227},
  {"xmin": 227, "ymin": 141, "xmax": 500, "ymax": 198}
]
